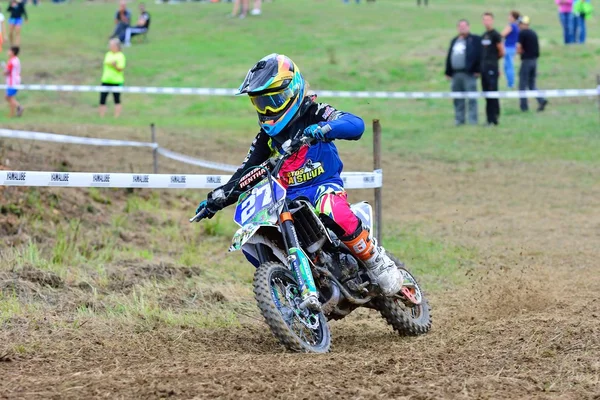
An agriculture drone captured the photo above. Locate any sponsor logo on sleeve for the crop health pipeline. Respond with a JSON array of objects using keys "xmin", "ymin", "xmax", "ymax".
[
  {"xmin": 315, "ymin": 103, "xmax": 329, "ymax": 115},
  {"xmin": 328, "ymin": 110, "xmax": 345, "ymax": 121},
  {"xmin": 322, "ymin": 106, "xmax": 335, "ymax": 120},
  {"xmin": 239, "ymin": 166, "xmax": 266, "ymax": 189}
]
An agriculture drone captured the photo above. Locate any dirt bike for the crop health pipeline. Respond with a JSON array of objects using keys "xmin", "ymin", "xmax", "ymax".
[{"xmin": 191, "ymin": 136, "xmax": 431, "ymax": 353}]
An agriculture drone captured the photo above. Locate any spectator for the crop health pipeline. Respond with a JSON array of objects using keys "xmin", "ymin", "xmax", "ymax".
[
  {"xmin": 0, "ymin": 10, "xmax": 5, "ymax": 53},
  {"xmin": 4, "ymin": 46, "xmax": 23, "ymax": 117},
  {"xmin": 573, "ymin": 0, "xmax": 593, "ymax": 43},
  {"xmin": 250, "ymin": 0, "xmax": 261, "ymax": 14},
  {"xmin": 501, "ymin": 10, "xmax": 520, "ymax": 89},
  {"xmin": 445, "ymin": 19, "xmax": 481, "ymax": 126},
  {"xmin": 231, "ymin": 0, "xmax": 249, "ymax": 19},
  {"xmin": 517, "ymin": 16, "xmax": 548, "ymax": 112},
  {"xmin": 481, "ymin": 12, "xmax": 504, "ymax": 126},
  {"xmin": 110, "ymin": 0, "xmax": 131, "ymax": 41},
  {"xmin": 417, "ymin": 0, "xmax": 428, "ymax": 5},
  {"xmin": 122, "ymin": 3, "xmax": 150, "ymax": 47},
  {"xmin": 556, "ymin": 0, "xmax": 574, "ymax": 44},
  {"xmin": 7, "ymin": 0, "xmax": 27, "ymax": 46},
  {"xmin": 99, "ymin": 39, "xmax": 126, "ymax": 118}
]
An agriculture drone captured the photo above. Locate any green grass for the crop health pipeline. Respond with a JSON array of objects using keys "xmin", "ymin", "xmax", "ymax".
[
  {"xmin": 384, "ymin": 227, "xmax": 476, "ymax": 290},
  {"xmin": 0, "ymin": 0, "xmax": 597, "ymax": 164}
]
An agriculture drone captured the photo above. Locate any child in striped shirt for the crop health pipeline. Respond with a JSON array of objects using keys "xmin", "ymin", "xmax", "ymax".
[{"xmin": 4, "ymin": 46, "xmax": 23, "ymax": 117}]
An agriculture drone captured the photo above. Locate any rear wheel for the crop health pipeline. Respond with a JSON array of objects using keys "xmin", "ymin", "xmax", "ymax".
[
  {"xmin": 375, "ymin": 255, "xmax": 432, "ymax": 336},
  {"xmin": 253, "ymin": 262, "xmax": 331, "ymax": 353}
]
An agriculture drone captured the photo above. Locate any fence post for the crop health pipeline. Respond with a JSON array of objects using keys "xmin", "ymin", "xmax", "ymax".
[
  {"xmin": 597, "ymin": 75, "xmax": 600, "ymax": 123},
  {"xmin": 372, "ymin": 119, "xmax": 382, "ymax": 244},
  {"xmin": 151, "ymin": 123, "xmax": 158, "ymax": 174}
]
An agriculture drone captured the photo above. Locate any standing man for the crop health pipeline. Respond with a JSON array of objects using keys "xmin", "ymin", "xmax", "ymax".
[
  {"xmin": 517, "ymin": 16, "xmax": 548, "ymax": 112},
  {"xmin": 556, "ymin": 0, "xmax": 574, "ymax": 44},
  {"xmin": 417, "ymin": 0, "xmax": 428, "ymax": 6},
  {"xmin": 445, "ymin": 19, "xmax": 482, "ymax": 126},
  {"xmin": 481, "ymin": 12, "xmax": 504, "ymax": 126}
]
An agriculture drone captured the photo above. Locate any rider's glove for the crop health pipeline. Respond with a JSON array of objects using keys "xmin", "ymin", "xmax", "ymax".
[
  {"xmin": 194, "ymin": 199, "xmax": 217, "ymax": 220},
  {"xmin": 303, "ymin": 123, "xmax": 332, "ymax": 141}
]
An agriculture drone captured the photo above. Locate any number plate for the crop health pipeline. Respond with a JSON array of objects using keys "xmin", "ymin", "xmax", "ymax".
[{"xmin": 234, "ymin": 178, "xmax": 286, "ymax": 227}]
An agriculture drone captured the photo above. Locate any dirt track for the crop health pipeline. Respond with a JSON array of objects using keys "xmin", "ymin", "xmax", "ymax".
[{"xmin": 1, "ymin": 140, "xmax": 600, "ymax": 399}]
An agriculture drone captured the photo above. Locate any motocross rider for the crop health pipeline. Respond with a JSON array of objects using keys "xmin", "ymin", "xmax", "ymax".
[{"xmin": 194, "ymin": 53, "xmax": 402, "ymax": 299}]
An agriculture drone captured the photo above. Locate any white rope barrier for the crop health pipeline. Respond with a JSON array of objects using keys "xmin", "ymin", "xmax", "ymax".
[
  {"xmin": 0, "ymin": 170, "xmax": 383, "ymax": 189},
  {"xmin": 1, "ymin": 84, "xmax": 598, "ymax": 99}
]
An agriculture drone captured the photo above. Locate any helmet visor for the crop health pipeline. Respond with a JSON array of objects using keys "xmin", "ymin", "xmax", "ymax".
[{"xmin": 250, "ymin": 87, "xmax": 296, "ymax": 117}]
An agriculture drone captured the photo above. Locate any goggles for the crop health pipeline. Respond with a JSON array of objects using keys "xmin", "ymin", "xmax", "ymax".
[{"xmin": 250, "ymin": 87, "xmax": 297, "ymax": 117}]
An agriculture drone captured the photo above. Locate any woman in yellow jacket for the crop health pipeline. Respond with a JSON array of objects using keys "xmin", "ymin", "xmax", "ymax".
[
  {"xmin": 573, "ymin": 0, "xmax": 593, "ymax": 43},
  {"xmin": 99, "ymin": 39, "xmax": 126, "ymax": 117}
]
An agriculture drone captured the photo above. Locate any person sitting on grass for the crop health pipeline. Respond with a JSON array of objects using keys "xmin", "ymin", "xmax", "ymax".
[
  {"xmin": 4, "ymin": 46, "xmax": 23, "ymax": 118},
  {"xmin": 121, "ymin": 3, "xmax": 151, "ymax": 47},
  {"xmin": 110, "ymin": 0, "xmax": 131, "ymax": 41}
]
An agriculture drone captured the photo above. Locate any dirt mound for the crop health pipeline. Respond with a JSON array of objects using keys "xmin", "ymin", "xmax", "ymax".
[
  {"xmin": 18, "ymin": 265, "xmax": 64, "ymax": 289},
  {"xmin": 106, "ymin": 260, "xmax": 201, "ymax": 292}
]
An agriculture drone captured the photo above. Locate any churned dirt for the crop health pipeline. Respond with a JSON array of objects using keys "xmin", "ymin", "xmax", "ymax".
[{"xmin": 1, "ymin": 133, "xmax": 599, "ymax": 399}]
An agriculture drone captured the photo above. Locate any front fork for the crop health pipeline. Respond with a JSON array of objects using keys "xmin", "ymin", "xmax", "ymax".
[{"xmin": 279, "ymin": 207, "xmax": 320, "ymax": 310}]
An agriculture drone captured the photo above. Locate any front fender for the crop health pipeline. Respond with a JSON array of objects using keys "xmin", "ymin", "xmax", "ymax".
[
  {"xmin": 229, "ymin": 222, "xmax": 281, "ymax": 251},
  {"xmin": 243, "ymin": 230, "xmax": 288, "ymax": 267}
]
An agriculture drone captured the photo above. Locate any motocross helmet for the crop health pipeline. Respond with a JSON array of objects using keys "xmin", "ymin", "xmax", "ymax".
[{"xmin": 237, "ymin": 54, "xmax": 309, "ymax": 138}]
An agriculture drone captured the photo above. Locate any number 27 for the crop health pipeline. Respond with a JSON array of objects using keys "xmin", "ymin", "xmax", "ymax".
[{"xmin": 240, "ymin": 184, "xmax": 272, "ymax": 224}]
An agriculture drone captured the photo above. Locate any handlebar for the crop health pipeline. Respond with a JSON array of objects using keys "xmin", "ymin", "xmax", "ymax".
[
  {"xmin": 189, "ymin": 208, "xmax": 210, "ymax": 223},
  {"xmin": 272, "ymin": 135, "xmax": 316, "ymax": 175},
  {"xmin": 189, "ymin": 134, "xmax": 317, "ymax": 223}
]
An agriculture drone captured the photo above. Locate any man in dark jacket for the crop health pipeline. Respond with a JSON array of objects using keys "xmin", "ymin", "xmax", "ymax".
[
  {"xmin": 517, "ymin": 16, "xmax": 548, "ymax": 112},
  {"xmin": 445, "ymin": 19, "xmax": 482, "ymax": 126},
  {"xmin": 481, "ymin": 12, "xmax": 504, "ymax": 126}
]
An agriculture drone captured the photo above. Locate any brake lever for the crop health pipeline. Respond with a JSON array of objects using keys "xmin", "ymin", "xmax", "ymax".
[
  {"xmin": 281, "ymin": 136, "xmax": 316, "ymax": 155},
  {"xmin": 189, "ymin": 210, "xmax": 205, "ymax": 223}
]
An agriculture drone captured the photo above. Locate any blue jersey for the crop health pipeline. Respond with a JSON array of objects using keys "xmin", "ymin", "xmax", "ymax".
[{"xmin": 208, "ymin": 100, "xmax": 365, "ymax": 209}]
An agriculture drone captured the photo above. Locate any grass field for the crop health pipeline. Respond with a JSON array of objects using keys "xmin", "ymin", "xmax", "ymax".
[
  {"xmin": 1, "ymin": 0, "xmax": 599, "ymax": 398},
  {"xmin": 1, "ymin": 0, "xmax": 599, "ymax": 163}
]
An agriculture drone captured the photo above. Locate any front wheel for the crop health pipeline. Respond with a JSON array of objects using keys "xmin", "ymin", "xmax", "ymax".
[
  {"xmin": 253, "ymin": 262, "xmax": 331, "ymax": 353},
  {"xmin": 375, "ymin": 255, "xmax": 432, "ymax": 336}
]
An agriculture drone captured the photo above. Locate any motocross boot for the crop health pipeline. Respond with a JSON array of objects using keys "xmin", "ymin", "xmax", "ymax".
[{"xmin": 341, "ymin": 225, "xmax": 402, "ymax": 296}]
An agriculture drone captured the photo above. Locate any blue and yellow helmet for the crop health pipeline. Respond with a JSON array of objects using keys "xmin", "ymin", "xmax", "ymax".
[{"xmin": 237, "ymin": 54, "xmax": 308, "ymax": 137}]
